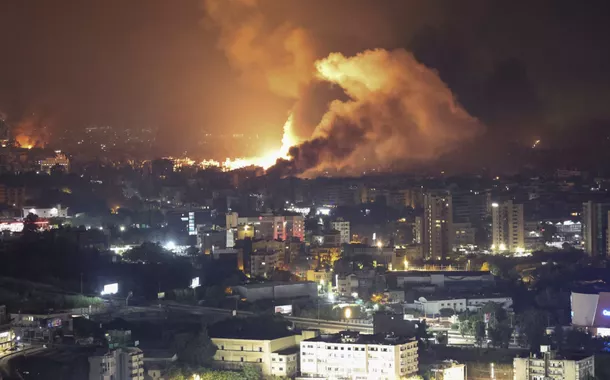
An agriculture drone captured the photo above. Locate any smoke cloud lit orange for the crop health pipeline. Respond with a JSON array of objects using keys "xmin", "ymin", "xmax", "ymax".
[
  {"xmin": 202, "ymin": 2, "xmax": 484, "ymax": 176},
  {"xmin": 203, "ymin": 0, "xmax": 316, "ymax": 98},
  {"xmin": 288, "ymin": 49, "xmax": 484, "ymax": 177}
]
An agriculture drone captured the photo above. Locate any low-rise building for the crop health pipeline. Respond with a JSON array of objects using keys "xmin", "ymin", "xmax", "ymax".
[
  {"xmin": 232, "ymin": 282, "xmax": 317, "ymax": 302},
  {"xmin": 211, "ymin": 330, "xmax": 316, "ymax": 378},
  {"xmin": 299, "ymin": 331, "xmax": 418, "ymax": 380},
  {"xmin": 22, "ymin": 205, "xmax": 69, "ymax": 219},
  {"xmin": 0, "ymin": 325, "xmax": 15, "ymax": 351},
  {"xmin": 389, "ymin": 270, "xmax": 495, "ymax": 289},
  {"xmin": 11, "ymin": 311, "xmax": 73, "ymax": 342},
  {"xmin": 513, "ymin": 345, "xmax": 594, "ymax": 380},
  {"xmin": 431, "ymin": 360, "xmax": 466, "ymax": 380},
  {"xmin": 411, "ymin": 295, "xmax": 512, "ymax": 316}
]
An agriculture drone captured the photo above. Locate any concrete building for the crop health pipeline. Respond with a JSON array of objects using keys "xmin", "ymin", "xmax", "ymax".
[
  {"xmin": 88, "ymin": 347, "xmax": 145, "ymax": 380},
  {"xmin": 513, "ymin": 345, "xmax": 594, "ymax": 380},
  {"xmin": 0, "ymin": 325, "xmax": 15, "ymax": 351},
  {"xmin": 413, "ymin": 216, "xmax": 423, "ymax": 245},
  {"xmin": 299, "ymin": 331, "xmax": 418, "ymax": 380},
  {"xmin": 412, "ymin": 295, "xmax": 513, "ymax": 316},
  {"xmin": 232, "ymin": 282, "xmax": 317, "ymax": 302},
  {"xmin": 211, "ymin": 331, "xmax": 315, "ymax": 377},
  {"xmin": 582, "ymin": 201, "xmax": 610, "ymax": 257},
  {"xmin": 22, "ymin": 205, "xmax": 69, "ymax": 218},
  {"xmin": 453, "ymin": 222, "xmax": 476, "ymax": 248},
  {"xmin": 11, "ymin": 311, "xmax": 73, "ymax": 342},
  {"xmin": 431, "ymin": 361, "xmax": 466, "ymax": 380},
  {"xmin": 39, "ymin": 152, "xmax": 70, "ymax": 173},
  {"xmin": 250, "ymin": 249, "xmax": 280, "ymax": 278},
  {"xmin": 389, "ymin": 271, "xmax": 495, "ymax": 289},
  {"xmin": 451, "ymin": 191, "xmax": 490, "ymax": 224},
  {"xmin": 492, "ymin": 200, "xmax": 525, "ymax": 253},
  {"xmin": 331, "ymin": 219, "xmax": 351, "ymax": 244},
  {"xmin": 423, "ymin": 192, "xmax": 453, "ymax": 260}
]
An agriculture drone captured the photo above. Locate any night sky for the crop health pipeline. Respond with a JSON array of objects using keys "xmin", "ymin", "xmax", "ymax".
[{"xmin": 1, "ymin": 0, "xmax": 609, "ymax": 159}]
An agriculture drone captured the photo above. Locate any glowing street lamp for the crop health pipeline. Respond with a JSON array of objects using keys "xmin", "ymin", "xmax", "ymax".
[{"xmin": 344, "ymin": 307, "xmax": 352, "ymax": 319}]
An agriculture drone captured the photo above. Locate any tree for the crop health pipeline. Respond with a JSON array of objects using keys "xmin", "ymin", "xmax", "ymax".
[
  {"xmin": 439, "ymin": 308, "xmax": 455, "ymax": 318},
  {"xmin": 480, "ymin": 262, "xmax": 490, "ymax": 271},
  {"xmin": 474, "ymin": 321, "xmax": 486, "ymax": 346},
  {"xmin": 172, "ymin": 325, "xmax": 217, "ymax": 368},
  {"xmin": 415, "ymin": 320, "xmax": 431, "ymax": 348},
  {"xmin": 517, "ymin": 309, "xmax": 549, "ymax": 350},
  {"xmin": 435, "ymin": 331, "xmax": 448, "ymax": 345}
]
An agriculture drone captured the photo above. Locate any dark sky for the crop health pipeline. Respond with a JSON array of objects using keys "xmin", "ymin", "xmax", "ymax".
[{"xmin": 1, "ymin": 0, "xmax": 609, "ymax": 155}]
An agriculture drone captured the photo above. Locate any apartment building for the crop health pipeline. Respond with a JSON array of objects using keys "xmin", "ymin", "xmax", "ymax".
[
  {"xmin": 513, "ymin": 345, "xmax": 594, "ymax": 380},
  {"xmin": 211, "ymin": 330, "xmax": 316, "ymax": 377},
  {"xmin": 299, "ymin": 331, "xmax": 418, "ymax": 379},
  {"xmin": 88, "ymin": 347, "xmax": 145, "ymax": 380}
]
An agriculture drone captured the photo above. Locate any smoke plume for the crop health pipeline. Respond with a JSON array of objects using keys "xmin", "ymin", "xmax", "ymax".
[
  {"xmin": 286, "ymin": 49, "xmax": 484, "ymax": 177},
  {"xmin": 203, "ymin": 2, "xmax": 484, "ymax": 177},
  {"xmin": 203, "ymin": 0, "xmax": 316, "ymax": 98}
]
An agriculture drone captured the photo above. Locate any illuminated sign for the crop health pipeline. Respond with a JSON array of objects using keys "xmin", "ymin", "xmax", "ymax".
[
  {"xmin": 48, "ymin": 318, "xmax": 62, "ymax": 328},
  {"xmin": 603, "ymin": 310, "xmax": 610, "ymax": 316},
  {"xmin": 190, "ymin": 277, "xmax": 200, "ymax": 289},
  {"xmin": 274, "ymin": 305, "xmax": 293, "ymax": 315},
  {"xmin": 188, "ymin": 212, "xmax": 196, "ymax": 236},
  {"xmin": 101, "ymin": 283, "xmax": 119, "ymax": 295}
]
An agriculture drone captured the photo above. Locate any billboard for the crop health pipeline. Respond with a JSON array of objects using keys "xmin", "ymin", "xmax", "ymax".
[
  {"xmin": 190, "ymin": 277, "xmax": 200, "ymax": 289},
  {"xmin": 101, "ymin": 283, "xmax": 119, "ymax": 295},
  {"xmin": 274, "ymin": 305, "xmax": 293, "ymax": 315}
]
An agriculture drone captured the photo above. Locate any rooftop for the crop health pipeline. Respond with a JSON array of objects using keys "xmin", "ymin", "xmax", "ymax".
[
  {"xmin": 274, "ymin": 346, "xmax": 299, "ymax": 355},
  {"xmin": 303, "ymin": 331, "xmax": 416, "ymax": 346},
  {"xmin": 390, "ymin": 270, "xmax": 492, "ymax": 277}
]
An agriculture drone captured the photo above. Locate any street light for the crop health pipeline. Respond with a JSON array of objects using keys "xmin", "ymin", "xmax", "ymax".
[{"xmin": 344, "ymin": 307, "xmax": 352, "ymax": 319}]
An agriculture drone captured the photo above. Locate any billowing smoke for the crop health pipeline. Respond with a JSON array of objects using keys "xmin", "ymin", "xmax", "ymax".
[
  {"xmin": 286, "ymin": 49, "xmax": 484, "ymax": 177},
  {"xmin": 203, "ymin": 0, "xmax": 316, "ymax": 98},
  {"xmin": 203, "ymin": 1, "xmax": 484, "ymax": 177}
]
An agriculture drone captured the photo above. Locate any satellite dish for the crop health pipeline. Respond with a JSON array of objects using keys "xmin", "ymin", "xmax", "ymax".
[{"xmin": 418, "ymin": 297, "xmax": 428, "ymax": 303}]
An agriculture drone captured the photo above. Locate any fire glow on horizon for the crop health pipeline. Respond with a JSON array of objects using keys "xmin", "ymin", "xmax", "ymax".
[{"xmin": 199, "ymin": 113, "xmax": 298, "ymax": 171}]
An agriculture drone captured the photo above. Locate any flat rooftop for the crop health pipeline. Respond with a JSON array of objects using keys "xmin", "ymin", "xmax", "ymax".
[
  {"xmin": 389, "ymin": 271, "xmax": 492, "ymax": 277},
  {"xmin": 304, "ymin": 332, "xmax": 415, "ymax": 346}
]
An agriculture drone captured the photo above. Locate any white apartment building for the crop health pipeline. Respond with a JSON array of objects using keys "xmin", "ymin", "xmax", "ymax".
[
  {"xmin": 513, "ymin": 345, "xmax": 594, "ymax": 380},
  {"xmin": 22, "ymin": 205, "xmax": 69, "ymax": 219},
  {"xmin": 250, "ymin": 250, "xmax": 280, "ymax": 278},
  {"xmin": 299, "ymin": 331, "xmax": 418, "ymax": 380},
  {"xmin": 492, "ymin": 200, "xmax": 525, "ymax": 253},
  {"xmin": 89, "ymin": 347, "xmax": 145, "ymax": 380},
  {"xmin": 412, "ymin": 296, "xmax": 513, "ymax": 316},
  {"xmin": 331, "ymin": 219, "xmax": 351, "ymax": 244}
]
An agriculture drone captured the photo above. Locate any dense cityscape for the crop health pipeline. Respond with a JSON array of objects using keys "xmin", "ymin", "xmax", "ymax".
[{"xmin": 1, "ymin": 1, "xmax": 610, "ymax": 380}]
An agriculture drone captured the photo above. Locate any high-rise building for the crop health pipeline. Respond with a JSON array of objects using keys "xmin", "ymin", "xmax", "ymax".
[
  {"xmin": 331, "ymin": 219, "xmax": 351, "ymax": 244},
  {"xmin": 88, "ymin": 347, "xmax": 144, "ymax": 380},
  {"xmin": 582, "ymin": 201, "xmax": 610, "ymax": 257},
  {"xmin": 452, "ymin": 191, "xmax": 490, "ymax": 224},
  {"xmin": 413, "ymin": 216, "xmax": 423, "ymax": 245},
  {"xmin": 491, "ymin": 200, "xmax": 525, "ymax": 253},
  {"xmin": 513, "ymin": 345, "xmax": 594, "ymax": 380},
  {"xmin": 423, "ymin": 192, "xmax": 453, "ymax": 260},
  {"xmin": 300, "ymin": 331, "xmax": 418, "ymax": 379}
]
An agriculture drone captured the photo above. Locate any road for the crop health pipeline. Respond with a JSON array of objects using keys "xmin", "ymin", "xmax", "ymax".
[{"xmin": 0, "ymin": 344, "xmax": 47, "ymax": 377}]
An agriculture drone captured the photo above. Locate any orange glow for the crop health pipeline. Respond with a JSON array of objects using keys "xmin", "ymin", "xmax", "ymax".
[{"xmin": 204, "ymin": 113, "xmax": 298, "ymax": 171}]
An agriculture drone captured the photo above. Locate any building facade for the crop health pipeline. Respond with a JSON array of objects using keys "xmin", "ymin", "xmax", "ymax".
[
  {"xmin": 513, "ymin": 346, "xmax": 594, "ymax": 380},
  {"xmin": 299, "ymin": 331, "xmax": 418, "ymax": 380},
  {"xmin": 582, "ymin": 201, "xmax": 610, "ymax": 257},
  {"xmin": 492, "ymin": 200, "xmax": 524, "ymax": 253},
  {"xmin": 211, "ymin": 331, "xmax": 315, "ymax": 377},
  {"xmin": 88, "ymin": 347, "xmax": 145, "ymax": 380},
  {"xmin": 331, "ymin": 219, "xmax": 351, "ymax": 244},
  {"xmin": 423, "ymin": 192, "xmax": 453, "ymax": 260}
]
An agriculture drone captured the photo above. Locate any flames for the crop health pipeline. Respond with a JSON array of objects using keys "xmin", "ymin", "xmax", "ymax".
[{"xmin": 211, "ymin": 113, "xmax": 298, "ymax": 171}]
